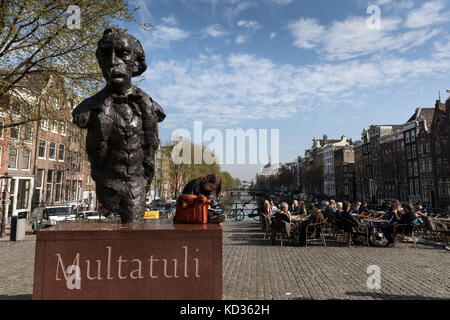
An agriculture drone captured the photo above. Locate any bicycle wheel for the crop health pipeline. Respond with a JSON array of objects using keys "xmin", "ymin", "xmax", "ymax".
[
  {"xmin": 250, "ymin": 209, "xmax": 260, "ymax": 221},
  {"xmin": 236, "ymin": 209, "xmax": 246, "ymax": 221},
  {"xmin": 227, "ymin": 209, "xmax": 237, "ymax": 221}
]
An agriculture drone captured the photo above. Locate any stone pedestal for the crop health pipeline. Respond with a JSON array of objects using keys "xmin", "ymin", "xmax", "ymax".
[{"xmin": 32, "ymin": 223, "xmax": 222, "ymax": 300}]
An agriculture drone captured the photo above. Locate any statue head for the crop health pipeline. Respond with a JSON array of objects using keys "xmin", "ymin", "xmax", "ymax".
[{"xmin": 96, "ymin": 28, "xmax": 147, "ymax": 94}]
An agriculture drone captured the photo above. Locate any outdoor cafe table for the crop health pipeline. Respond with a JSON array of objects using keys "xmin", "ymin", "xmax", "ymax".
[{"xmin": 290, "ymin": 215, "xmax": 308, "ymax": 228}]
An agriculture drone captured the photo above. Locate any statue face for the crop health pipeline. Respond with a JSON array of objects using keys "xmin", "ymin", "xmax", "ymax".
[{"xmin": 97, "ymin": 33, "xmax": 136, "ymax": 93}]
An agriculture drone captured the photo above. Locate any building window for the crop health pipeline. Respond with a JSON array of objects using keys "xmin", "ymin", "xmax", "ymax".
[
  {"xmin": 55, "ymin": 171, "xmax": 63, "ymax": 202},
  {"xmin": 16, "ymin": 179, "xmax": 31, "ymax": 210},
  {"xmin": 60, "ymin": 124, "xmax": 66, "ymax": 135},
  {"xmin": 420, "ymin": 160, "xmax": 426, "ymax": 172},
  {"xmin": 54, "ymin": 97, "xmax": 60, "ymax": 110},
  {"xmin": 411, "ymin": 144, "xmax": 416, "ymax": 158},
  {"xmin": 49, "ymin": 142, "xmax": 56, "ymax": 160},
  {"xmin": 426, "ymin": 143, "xmax": 431, "ymax": 153},
  {"xmin": 58, "ymin": 144, "xmax": 65, "ymax": 161},
  {"xmin": 21, "ymin": 149, "xmax": 31, "ymax": 170},
  {"xmin": 409, "ymin": 180, "xmax": 414, "ymax": 195},
  {"xmin": 426, "ymin": 159, "xmax": 432, "ymax": 172},
  {"xmin": 41, "ymin": 120, "xmax": 48, "ymax": 130},
  {"xmin": 437, "ymin": 159, "xmax": 443, "ymax": 175},
  {"xmin": 439, "ymin": 182, "xmax": 445, "ymax": 198},
  {"xmin": 10, "ymin": 126, "xmax": 19, "ymax": 140},
  {"xmin": 411, "ymin": 130, "xmax": 416, "ymax": 142},
  {"xmin": 46, "ymin": 170, "xmax": 54, "ymax": 203},
  {"xmin": 24, "ymin": 125, "xmax": 32, "ymax": 143},
  {"xmin": 8, "ymin": 147, "xmax": 18, "ymax": 169},
  {"xmin": 405, "ymin": 131, "xmax": 410, "ymax": 143},
  {"xmin": 0, "ymin": 121, "xmax": 4, "ymax": 139},
  {"xmin": 36, "ymin": 169, "xmax": 44, "ymax": 202},
  {"xmin": 407, "ymin": 146, "xmax": 411, "ymax": 159},
  {"xmin": 446, "ymin": 182, "xmax": 450, "ymax": 198},
  {"xmin": 415, "ymin": 179, "xmax": 420, "ymax": 196},
  {"xmin": 436, "ymin": 142, "xmax": 441, "ymax": 155},
  {"xmin": 12, "ymin": 101, "xmax": 21, "ymax": 117},
  {"xmin": 38, "ymin": 140, "xmax": 47, "ymax": 159},
  {"xmin": 51, "ymin": 121, "xmax": 58, "ymax": 133},
  {"xmin": 413, "ymin": 161, "xmax": 418, "ymax": 176}
]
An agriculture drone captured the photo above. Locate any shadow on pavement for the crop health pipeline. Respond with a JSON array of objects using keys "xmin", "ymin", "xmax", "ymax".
[
  {"xmin": 0, "ymin": 294, "xmax": 32, "ymax": 300},
  {"xmin": 345, "ymin": 291, "xmax": 448, "ymax": 300}
]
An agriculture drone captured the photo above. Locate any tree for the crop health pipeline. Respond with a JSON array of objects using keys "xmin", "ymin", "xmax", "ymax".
[
  {"xmin": 159, "ymin": 139, "xmax": 239, "ymax": 197},
  {"xmin": 0, "ymin": 0, "xmax": 144, "ymax": 129}
]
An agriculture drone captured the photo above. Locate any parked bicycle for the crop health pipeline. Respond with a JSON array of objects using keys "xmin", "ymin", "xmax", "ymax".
[{"xmin": 226, "ymin": 200, "xmax": 259, "ymax": 221}]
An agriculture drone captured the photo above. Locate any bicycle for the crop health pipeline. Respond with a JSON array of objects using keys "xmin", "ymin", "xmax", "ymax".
[
  {"xmin": 226, "ymin": 200, "xmax": 259, "ymax": 221},
  {"xmin": 226, "ymin": 207, "xmax": 245, "ymax": 221}
]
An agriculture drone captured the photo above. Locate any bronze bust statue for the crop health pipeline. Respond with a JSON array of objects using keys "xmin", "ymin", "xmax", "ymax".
[{"xmin": 72, "ymin": 28, "xmax": 166, "ymax": 224}]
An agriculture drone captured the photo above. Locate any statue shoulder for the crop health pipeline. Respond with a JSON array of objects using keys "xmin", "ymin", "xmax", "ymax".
[
  {"xmin": 136, "ymin": 87, "xmax": 166, "ymax": 123},
  {"xmin": 72, "ymin": 89, "xmax": 108, "ymax": 128}
]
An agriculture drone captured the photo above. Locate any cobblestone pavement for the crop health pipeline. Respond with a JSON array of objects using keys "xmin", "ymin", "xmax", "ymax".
[
  {"xmin": 222, "ymin": 221, "xmax": 450, "ymax": 300},
  {"xmin": 0, "ymin": 221, "xmax": 449, "ymax": 300}
]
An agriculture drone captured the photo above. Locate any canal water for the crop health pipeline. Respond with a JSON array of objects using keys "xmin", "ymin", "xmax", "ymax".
[{"xmin": 224, "ymin": 191, "xmax": 260, "ymax": 221}]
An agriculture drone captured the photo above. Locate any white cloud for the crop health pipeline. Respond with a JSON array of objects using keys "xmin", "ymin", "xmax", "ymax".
[
  {"xmin": 140, "ymin": 15, "xmax": 189, "ymax": 49},
  {"xmin": 202, "ymin": 24, "xmax": 228, "ymax": 38},
  {"xmin": 405, "ymin": 0, "xmax": 450, "ymax": 28},
  {"xmin": 432, "ymin": 36, "xmax": 450, "ymax": 59},
  {"xmin": 236, "ymin": 20, "xmax": 261, "ymax": 44},
  {"xmin": 287, "ymin": 15, "xmax": 442, "ymax": 60},
  {"xmin": 223, "ymin": 0, "xmax": 256, "ymax": 22},
  {"xmin": 286, "ymin": 18, "xmax": 325, "ymax": 49},
  {"xmin": 263, "ymin": 0, "xmax": 292, "ymax": 5},
  {"xmin": 143, "ymin": 51, "xmax": 450, "ymax": 128},
  {"xmin": 269, "ymin": 32, "xmax": 276, "ymax": 39}
]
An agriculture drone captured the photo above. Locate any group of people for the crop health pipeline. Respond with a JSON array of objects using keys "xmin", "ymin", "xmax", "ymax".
[
  {"xmin": 259, "ymin": 199, "xmax": 325, "ymax": 246},
  {"xmin": 260, "ymin": 197, "xmax": 430, "ymax": 247}
]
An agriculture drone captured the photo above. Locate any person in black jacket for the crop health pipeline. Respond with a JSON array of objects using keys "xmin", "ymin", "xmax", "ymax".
[
  {"xmin": 292, "ymin": 205, "xmax": 325, "ymax": 246},
  {"xmin": 380, "ymin": 203, "xmax": 417, "ymax": 245},
  {"xmin": 269, "ymin": 202, "xmax": 291, "ymax": 245},
  {"xmin": 385, "ymin": 200, "xmax": 402, "ymax": 223},
  {"xmin": 358, "ymin": 201, "xmax": 369, "ymax": 215},
  {"xmin": 181, "ymin": 174, "xmax": 225, "ymax": 224},
  {"xmin": 340, "ymin": 201, "xmax": 372, "ymax": 241}
]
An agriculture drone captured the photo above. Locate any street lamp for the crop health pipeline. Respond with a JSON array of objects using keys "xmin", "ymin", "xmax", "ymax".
[{"xmin": 0, "ymin": 172, "xmax": 13, "ymax": 238}]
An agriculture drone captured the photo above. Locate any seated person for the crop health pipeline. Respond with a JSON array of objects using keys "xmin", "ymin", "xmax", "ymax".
[
  {"xmin": 290, "ymin": 200, "xmax": 300, "ymax": 215},
  {"xmin": 379, "ymin": 203, "xmax": 418, "ymax": 246},
  {"xmin": 340, "ymin": 201, "xmax": 372, "ymax": 239},
  {"xmin": 270, "ymin": 199, "xmax": 279, "ymax": 214},
  {"xmin": 324, "ymin": 200, "xmax": 338, "ymax": 218},
  {"xmin": 415, "ymin": 201, "xmax": 428, "ymax": 222},
  {"xmin": 353, "ymin": 202, "xmax": 361, "ymax": 214},
  {"xmin": 336, "ymin": 202, "xmax": 343, "ymax": 217},
  {"xmin": 385, "ymin": 200, "xmax": 402, "ymax": 224},
  {"xmin": 292, "ymin": 205, "xmax": 324, "ymax": 246},
  {"xmin": 298, "ymin": 200, "xmax": 308, "ymax": 216},
  {"xmin": 358, "ymin": 201, "xmax": 369, "ymax": 215},
  {"xmin": 269, "ymin": 202, "xmax": 291, "ymax": 244}
]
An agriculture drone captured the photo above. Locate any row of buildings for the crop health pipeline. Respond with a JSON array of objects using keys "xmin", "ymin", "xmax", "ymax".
[
  {"xmin": 0, "ymin": 74, "xmax": 174, "ymax": 221},
  {"xmin": 263, "ymin": 99, "xmax": 450, "ymax": 210}
]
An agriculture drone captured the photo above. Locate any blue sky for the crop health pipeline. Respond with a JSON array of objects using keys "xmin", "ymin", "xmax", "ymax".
[{"xmin": 121, "ymin": 0, "xmax": 450, "ymax": 181}]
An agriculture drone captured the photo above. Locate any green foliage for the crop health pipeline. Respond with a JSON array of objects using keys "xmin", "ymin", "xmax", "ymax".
[
  {"xmin": 0, "ymin": 0, "xmax": 142, "ymax": 128},
  {"xmin": 160, "ymin": 139, "xmax": 240, "ymax": 195}
]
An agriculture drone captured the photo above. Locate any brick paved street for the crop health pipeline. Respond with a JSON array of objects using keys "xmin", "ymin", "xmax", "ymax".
[{"xmin": 0, "ymin": 221, "xmax": 449, "ymax": 300}]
